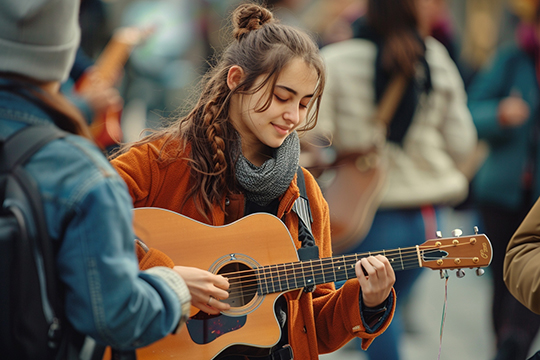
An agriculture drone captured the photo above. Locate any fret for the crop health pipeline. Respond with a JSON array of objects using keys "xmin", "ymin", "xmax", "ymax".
[
  {"xmin": 291, "ymin": 263, "xmax": 300, "ymax": 290},
  {"xmin": 279, "ymin": 264, "xmax": 287, "ymax": 291},
  {"xmin": 330, "ymin": 257, "xmax": 338, "ymax": 283},
  {"xmin": 256, "ymin": 267, "xmax": 265, "ymax": 295},
  {"xmin": 256, "ymin": 267, "xmax": 269, "ymax": 295},
  {"xmin": 283, "ymin": 262, "xmax": 296, "ymax": 291},
  {"xmin": 264, "ymin": 266, "xmax": 272, "ymax": 295},
  {"xmin": 398, "ymin": 248, "xmax": 404, "ymax": 270},
  {"xmin": 320, "ymin": 258, "xmax": 331, "ymax": 284},
  {"xmin": 310, "ymin": 260, "xmax": 318, "ymax": 285},
  {"xmin": 333, "ymin": 256, "xmax": 347, "ymax": 282},
  {"xmin": 268, "ymin": 264, "xmax": 277, "ymax": 293},
  {"xmin": 344, "ymin": 255, "xmax": 354, "ymax": 280},
  {"xmin": 313, "ymin": 259, "xmax": 325, "ymax": 284},
  {"xmin": 301, "ymin": 261, "xmax": 314, "ymax": 289}
]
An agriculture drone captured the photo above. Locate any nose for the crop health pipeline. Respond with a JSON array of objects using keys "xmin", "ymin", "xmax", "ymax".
[{"xmin": 283, "ymin": 103, "xmax": 301, "ymax": 126}]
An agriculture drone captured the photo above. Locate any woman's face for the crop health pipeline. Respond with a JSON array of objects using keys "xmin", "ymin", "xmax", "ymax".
[
  {"xmin": 416, "ymin": 0, "xmax": 447, "ymax": 37},
  {"xmin": 229, "ymin": 57, "xmax": 318, "ymax": 165}
]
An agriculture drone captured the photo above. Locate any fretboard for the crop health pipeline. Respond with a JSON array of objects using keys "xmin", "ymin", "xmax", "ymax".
[{"xmin": 255, "ymin": 248, "xmax": 420, "ymax": 295}]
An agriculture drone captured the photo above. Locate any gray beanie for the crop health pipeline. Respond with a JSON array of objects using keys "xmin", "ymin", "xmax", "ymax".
[{"xmin": 0, "ymin": 0, "xmax": 81, "ymax": 82}]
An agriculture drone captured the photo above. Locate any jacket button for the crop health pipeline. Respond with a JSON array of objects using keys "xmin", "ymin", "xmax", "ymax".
[
  {"xmin": 225, "ymin": 198, "xmax": 230, "ymax": 206},
  {"xmin": 302, "ymin": 326, "xmax": 307, "ymax": 333}
]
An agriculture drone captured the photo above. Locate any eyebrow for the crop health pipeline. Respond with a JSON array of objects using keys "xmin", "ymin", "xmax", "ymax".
[{"xmin": 275, "ymin": 85, "xmax": 314, "ymax": 98}]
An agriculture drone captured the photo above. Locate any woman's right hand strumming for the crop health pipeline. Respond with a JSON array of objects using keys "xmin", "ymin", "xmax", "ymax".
[{"xmin": 173, "ymin": 266, "xmax": 231, "ymax": 315}]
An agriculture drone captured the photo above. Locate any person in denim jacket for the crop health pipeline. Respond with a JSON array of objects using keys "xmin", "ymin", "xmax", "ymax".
[{"xmin": 0, "ymin": 0, "xmax": 228, "ymax": 356}]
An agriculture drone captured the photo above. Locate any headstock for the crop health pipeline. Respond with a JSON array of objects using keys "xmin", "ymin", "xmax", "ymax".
[{"xmin": 419, "ymin": 227, "xmax": 492, "ymax": 278}]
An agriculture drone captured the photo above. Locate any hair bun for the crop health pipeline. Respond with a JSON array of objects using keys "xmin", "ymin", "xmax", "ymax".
[{"xmin": 232, "ymin": 4, "xmax": 274, "ymax": 41}]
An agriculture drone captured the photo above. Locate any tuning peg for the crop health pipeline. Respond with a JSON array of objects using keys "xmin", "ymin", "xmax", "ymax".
[
  {"xmin": 436, "ymin": 231, "xmax": 443, "ymax": 238},
  {"xmin": 440, "ymin": 269, "xmax": 448, "ymax": 279},
  {"xmin": 474, "ymin": 226, "xmax": 479, "ymax": 235},
  {"xmin": 456, "ymin": 269, "xmax": 466, "ymax": 278},
  {"xmin": 452, "ymin": 229, "xmax": 463, "ymax": 237},
  {"xmin": 476, "ymin": 268, "xmax": 485, "ymax": 276}
]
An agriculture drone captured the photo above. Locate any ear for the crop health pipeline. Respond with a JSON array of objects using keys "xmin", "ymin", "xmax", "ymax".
[{"xmin": 227, "ymin": 65, "xmax": 245, "ymax": 90}]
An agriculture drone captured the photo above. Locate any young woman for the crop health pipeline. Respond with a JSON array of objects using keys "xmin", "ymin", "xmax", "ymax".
[{"xmin": 111, "ymin": 3, "xmax": 396, "ymax": 359}]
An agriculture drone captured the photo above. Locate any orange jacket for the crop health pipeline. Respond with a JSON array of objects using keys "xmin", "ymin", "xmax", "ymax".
[{"xmin": 112, "ymin": 138, "xmax": 396, "ymax": 359}]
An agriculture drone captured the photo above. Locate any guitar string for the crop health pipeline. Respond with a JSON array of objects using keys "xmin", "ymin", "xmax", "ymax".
[
  {"xmin": 221, "ymin": 246, "xmax": 421, "ymax": 285},
  {"xmin": 222, "ymin": 246, "xmax": 481, "ymax": 299},
  {"xmin": 221, "ymin": 241, "xmax": 477, "ymax": 283},
  {"xmin": 222, "ymin": 243, "xmax": 486, "ymax": 299},
  {"xmin": 222, "ymin": 252, "xmax": 423, "ymax": 291},
  {"xmin": 223, "ymin": 258, "xmax": 426, "ymax": 300},
  {"xmin": 221, "ymin": 245, "xmax": 480, "ymax": 296},
  {"xmin": 223, "ymin": 258, "xmax": 469, "ymax": 301}
]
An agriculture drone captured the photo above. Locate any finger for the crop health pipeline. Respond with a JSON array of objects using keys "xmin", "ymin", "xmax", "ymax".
[
  {"xmin": 214, "ymin": 274, "xmax": 230, "ymax": 290},
  {"xmin": 213, "ymin": 287, "xmax": 230, "ymax": 300},
  {"xmin": 359, "ymin": 256, "xmax": 382, "ymax": 277},
  {"xmin": 377, "ymin": 255, "xmax": 396, "ymax": 280},
  {"xmin": 201, "ymin": 296, "xmax": 230, "ymax": 314},
  {"xmin": 355, "ymin": 259, "xmax": 369, "ymax": 281},
  {"xmin": 209, "ymin": 298, "xmax": 231, "ymax": 312},
  {"xmin": 196, "ymin": 302, "xmax": 221, "ymax": 315}
]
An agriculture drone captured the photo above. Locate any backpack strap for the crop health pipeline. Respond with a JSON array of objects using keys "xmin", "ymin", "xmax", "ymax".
[
  {"xmin": 1, "ymin": 125, "xmax": 67, "ymax": 171},
  {"xmin": 1, "ymin": 125, "xmax": 67, "ymax": 349},
  {"xmin": 292, "ymin": 166, "xmax": 319, "ymax": 293}
]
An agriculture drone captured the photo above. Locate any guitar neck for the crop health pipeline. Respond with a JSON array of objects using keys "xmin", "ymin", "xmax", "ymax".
[
  {"xmin": 256, "ymin": 248, "xmax": 420, "ymax": 295},
  {"xmin": 89, "ymin": 27, "xmax": 150, "ymax": 88},
  {"xmin": 92, "ymin": 39, "xmax": 133, "ymax": 86}
]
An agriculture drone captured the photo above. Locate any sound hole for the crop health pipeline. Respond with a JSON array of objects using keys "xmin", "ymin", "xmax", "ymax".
[{"xmin": 218, "ymin": 262, "xmax": 257, "ymax": 308}]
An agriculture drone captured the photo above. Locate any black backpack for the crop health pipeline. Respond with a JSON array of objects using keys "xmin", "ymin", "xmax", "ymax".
[{"xmin": 0, "ymin": 124, "xmax": 68, "ymax": 359}]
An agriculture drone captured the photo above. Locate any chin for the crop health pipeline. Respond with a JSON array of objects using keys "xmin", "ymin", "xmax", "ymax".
[{"xmin": 266, "ymin": 138, "xmax": 286, "ymax": 149}]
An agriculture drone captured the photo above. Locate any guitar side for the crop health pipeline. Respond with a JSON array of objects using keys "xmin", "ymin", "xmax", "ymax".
[{"xmin": 132, "ymin": 208, "xmax": 301, "ymax": 360}]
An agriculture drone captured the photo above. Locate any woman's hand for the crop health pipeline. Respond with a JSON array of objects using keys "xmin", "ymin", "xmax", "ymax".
[
  {"xmin": 173, "ymin": 266, "xmax": 231, "ymax": 315},
  {"xmin": 355, "ymin": 255, "xmax": 395, "ymax": 308},
  {"xmin": 498, "ymin": 95, "xmax": 529, "ymax": 127}
]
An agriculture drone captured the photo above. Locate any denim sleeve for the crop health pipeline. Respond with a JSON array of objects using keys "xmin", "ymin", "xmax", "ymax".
[
  {"xmin": 56, "ymin": 169, "xmax": 182, "ymax": 349},
  {"xmin": 359, "ymin": 291, "xmax": 394, "ymax": 334}
]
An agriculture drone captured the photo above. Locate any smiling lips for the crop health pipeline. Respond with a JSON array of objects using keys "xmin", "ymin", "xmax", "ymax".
[{"xmin": 272, "ymin": 123, "xmax": 291, "ymax": 135}]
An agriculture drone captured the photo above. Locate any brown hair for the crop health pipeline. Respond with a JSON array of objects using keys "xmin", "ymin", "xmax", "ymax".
[
  {"xmin": 112, "ymin": 3, "xmax": 325, "ymax": 221},
  {"xmin": 367, "ymin": 0, "xmax": 423, "ymax": 77}
]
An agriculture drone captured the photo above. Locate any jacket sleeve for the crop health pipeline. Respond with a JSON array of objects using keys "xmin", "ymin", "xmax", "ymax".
[
  {"xmin": 467, "ymin": 47, "xmax": 521, "ymax": 142},
  {"xmin": 56, "ymin": 145, "xmax": 189, "ymax": 350},
  {"xmin": 111, "ymin": 144, "xmax": 156, "ymax": 207},
  {"xmin": 302, "ymin": 169, "xmax": 396, "ymax": 353},
  {"xmin": 504, "ymin": 196, "xmax": 540, "ymax": 314}
]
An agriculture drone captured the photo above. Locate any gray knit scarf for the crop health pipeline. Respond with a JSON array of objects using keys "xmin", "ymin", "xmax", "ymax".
[{"xmin": 235, "ymin": 131, "xmax": 300, "ymax": 206}]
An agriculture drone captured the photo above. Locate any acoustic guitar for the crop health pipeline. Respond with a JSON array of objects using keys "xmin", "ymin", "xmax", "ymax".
[
  {"xmin": 75, "ymin": 27, "xmax": 151, "ymax": 149},
  {"xmin": 124, "ymin": 207, "xmax": 492, "ymax": 359}
]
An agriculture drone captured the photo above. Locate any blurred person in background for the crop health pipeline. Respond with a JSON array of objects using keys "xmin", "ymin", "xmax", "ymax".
[
  {"xmin": 311, "ymin": 0, "xmax": 477, "ymax": 359},
  {"xmin": 467, "ymin": 1, "xmax": 540, "ymax": 359}
]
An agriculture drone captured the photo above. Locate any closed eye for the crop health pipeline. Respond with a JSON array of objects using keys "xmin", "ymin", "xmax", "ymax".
[{"xmin": 274, "ymin": 94, "xmax": 286, "ymax": 102}]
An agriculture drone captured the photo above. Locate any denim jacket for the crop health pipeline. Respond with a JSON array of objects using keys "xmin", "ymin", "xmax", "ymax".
[{"xmin": 0, "ymin": 85, "xmax": 187, "ymax": 350}]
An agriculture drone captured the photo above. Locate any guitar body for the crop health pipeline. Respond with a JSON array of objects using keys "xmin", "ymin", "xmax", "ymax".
[{"xmin": 132, "ymin": 208, "xmax": 300, "ymax": 360}]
